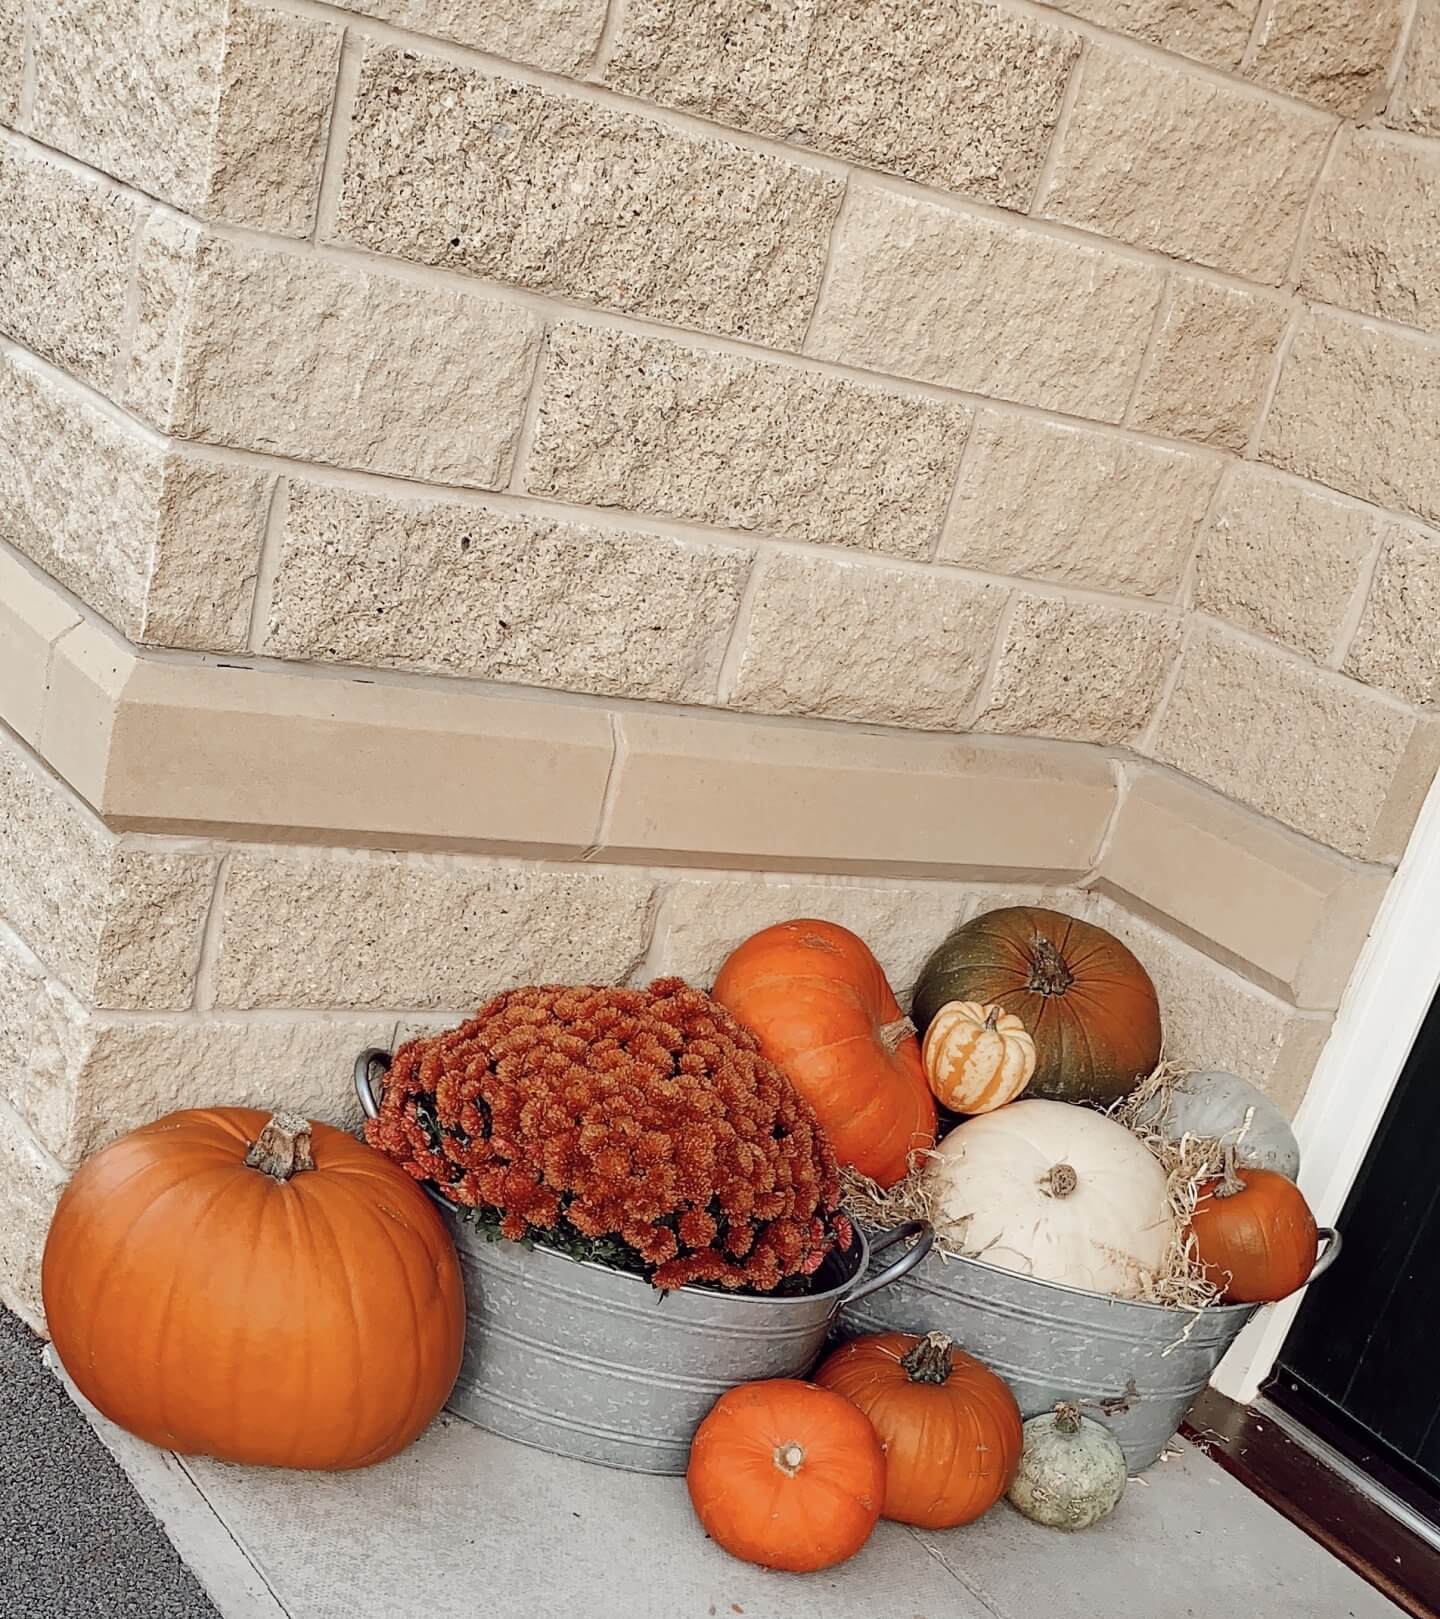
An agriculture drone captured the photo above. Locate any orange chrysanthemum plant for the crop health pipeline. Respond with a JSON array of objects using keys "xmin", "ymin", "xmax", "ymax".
[{"xmin": 366, "ymin": 979, "xmax": 852, "ymax": 1294}]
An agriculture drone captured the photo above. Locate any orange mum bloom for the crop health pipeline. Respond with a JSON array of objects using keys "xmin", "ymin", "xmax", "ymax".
[{"xmin": 366, "ymin": 979, "xmax": 847, "ymax": 1293}]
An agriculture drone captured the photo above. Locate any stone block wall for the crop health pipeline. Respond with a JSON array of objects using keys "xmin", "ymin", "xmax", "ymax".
[{"xmin": 2, "ymin": 0, "xmax": 1437, "ymax": 1326}]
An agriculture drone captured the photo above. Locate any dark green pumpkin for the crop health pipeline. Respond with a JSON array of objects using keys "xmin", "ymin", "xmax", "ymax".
[{"xmin": 912, "ymin": 907, "xmax": 1161, "ymax": 1107}]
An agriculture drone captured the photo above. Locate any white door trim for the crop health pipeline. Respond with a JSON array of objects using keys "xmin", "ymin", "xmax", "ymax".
[{"xmin": 1212, "ymin": 768, "xmax": 1440, "ymax": 1402}]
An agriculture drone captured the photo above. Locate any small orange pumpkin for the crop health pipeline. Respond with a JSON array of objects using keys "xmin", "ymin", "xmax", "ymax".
[
  {"xmin": 923, "ymin": 1001, "xmax": 1037, "ymax": 1114},
  {"xmin": 687, "ymin": 1380, "xmax": 886, "ymax": 1571},
  {"xmin": 1188, "ymin": 1149, "xmax": 1319, "ymax": 1303},
  {"xmin": 42, "ymin": 1108, "xmax": 465, "ymax": 1469},
  {"xmin": 712, "ymin": 920, "xmax": 937, "ymax": 1186},
  {"xmin": 815, "ymin": 1332, "xmax": 1023, "ymax": 1528}
]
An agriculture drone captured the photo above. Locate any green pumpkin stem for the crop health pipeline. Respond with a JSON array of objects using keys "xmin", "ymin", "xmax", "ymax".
[
  {"xmin": 1027, "ymin": 937, "xmax": 1075, "ymax": 997},
  {"xmin": 901, "ymin": 1331, "xmax": 955, "ymax": 1385},
  {"xmin": 245, "ymin": 1112, "xmax": 315, "ymax": 1182}
]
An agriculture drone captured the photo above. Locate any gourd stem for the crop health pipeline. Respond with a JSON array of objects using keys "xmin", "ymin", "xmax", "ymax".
[
  {"xmin": 1026, "ymin": 937, "xmax": 1075, "ymax": 997},
  {"xmin": 1054, "ymin": 1402, "xmax": 1083, "ymax": 1436},
  {"xmin": 900, "ymin": 1331, "xmax": 954, "ymax": 1385},
  {"xmin": 878, "ymin": 1017, "xmax": 916, "ymax": 1054},
  {"xmin": 982, "ymin": 1005, "xmax": 1001, "ymax": 1031},
  {"xmin": 1214, "ymin": 1141, "xmax": 1246, "ymax": 1199},
  {"xmin": 773, "ymin": 1442, "xmax": 806, "ymax": 1477},
  {"xmin": 245, "ymin": 1112, "xmax": 315, "ymax": 1182}
]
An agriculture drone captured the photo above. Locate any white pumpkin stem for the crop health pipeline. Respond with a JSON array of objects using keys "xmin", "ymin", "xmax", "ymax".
[
  {"xmin": 982, "ymin": 1005, "xmax": 1001, "ymax": 1031},
  {"xmin": 245, "ymin": 1112, "xmax": 315, "ymax": 1182},
  {"xmin": 878, "ymin": 1016, "xmax": 916, "ymax": 1054},
  {"xmin": 1054, "ymin": 1402, "xmax": 1083, "ymax": 1436},
  {"xmin": 901, "ymin": 1331, "xmax": 955, "ymax": 1385},
  {"xmin": 1214, "ymin": 1141, "xmax": 1246, "ymax": 1200},
  {"xmin": 773, "ymin": 1442, "xmax": 806, "ymax": 1477},
  {"xmin": 1041, "ymin": 1162, "xmax": 1078, "ymax": 1199}
]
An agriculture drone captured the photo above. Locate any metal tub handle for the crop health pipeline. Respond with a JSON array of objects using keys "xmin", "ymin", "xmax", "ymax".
[
  {"xmin": 844, "ymin": 1220, "xmax": 934, "ymax": 1305},
  {"xmin": 355, "ymin": 1048, "xmax": 393, "ymax": 1120},
  {"xmin": 1306, "ymin": 1226, "xmax": 1342, "ymax": 1284}
]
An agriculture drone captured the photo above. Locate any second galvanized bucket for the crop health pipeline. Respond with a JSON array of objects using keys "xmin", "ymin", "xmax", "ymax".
[
  {"xmin": 840, "ymin": 1230, "xmax": 1339, "ymax": 1472},
  {"xmin": 356, "ymin": 1051, "xmax": 933, "ymax": 1474}
]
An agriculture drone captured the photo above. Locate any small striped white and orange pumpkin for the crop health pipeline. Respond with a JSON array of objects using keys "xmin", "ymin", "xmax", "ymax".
[{"xmin": 921, "ymin": 1002, "xmax": 1036, "ymax": 1115}]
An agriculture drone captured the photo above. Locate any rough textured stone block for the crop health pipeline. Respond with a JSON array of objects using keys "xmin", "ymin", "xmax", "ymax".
[
  {"xmin": 0, "ymin": 353, "xmax": 270, "ymax": 651},
  {"xmin": 213, "ymin": 852, "xmax": 657, "ymax": 1009},
  {"xmin": 207, "ymin": 1, "xmax": 341, "ymax": 235},
  {"xmin": 526, "ymin": 324, "xmax": 968, "ymax": 557},
  {"xmin": 649, "ymin": 878, "xmax": 967, "ymax": 1003},
  {"xmin": 1130, "ymin": 278, "xmax": 1291, "ymax": 451},
  {"xmin": 0, "ymin": 729, "xmax": 214, "ymax": 1009},
  {"xmin": 265, "ymin": 483, "xmax": 749, "ymax": 704},
  {"xmin": 335, "ymin": 48, "xmax": 840, "ymax": 348},
  {"xmin": 29, "ymin": 0, "xmax": 340, "ymax": 234},
  {"xmin": 939, "ymin": 412, "xmax": 1217, "ymax": 598},
  {"xmin": 0, "ymin": 929, "xmax": 392, "ymax": 1167},
  {"xmin": 1261, "ymin": 313, "xmax": 1440, "ymax": 527},
  {"xmin": 0, "ymin": 144, "xmax": 138, "ymax": 392},
  {"xmin": 1080, "ymin": 896, "xmax": 1332, "ymax": 1116},
  {"xmin": 1248, "ymin": 0, "xmax": 1408, "ymax": 115},
  {"xmin": 329, "ymin": 0, "xmax": 607, "ymax": 72},
  {"xmin": 1057, "ymin": 0, "xmax": 1258, "ymax": 65},
  {"xmin": 127, "ymin": 233, "xmax": 542, "ymax": 487},
  {"xmin": 0, "ymin": 0, "xmax": 21, "ymax": 123},
  {"xmin": 1388, "ymin": 0, "xmax": 1440, "ymax": 135},
  {"xmin": 0, "ymin": 1101, "xmax": 67, "ymax": 1331},
  {"xmin": 1097, "ymin": 770, "xmax": 1388, "ymax": 1009},
  {"xmin": 1150, "ymin": 625, "xmax": 1419, "ymax": 856},
  {"xmin": 977, "ymin": 597, "xmax": 1181, "ymax": 745},
  {"xmin": 604, "ymin": 0, "xmax": 1078, "ymax": 209},
  {"xmin": 1345, "ymin": 527, "xmax": 1440, "ymax": 704},
  {"xmin": 1195, "ymin": 468, "xmax": 1377, "ymax": 661},
  {"xmin": 1041, "ymin": 50, "xmax": 1331, "ymax": 284},
  {"xmin": 1303, "ymin": 132, "xmax": 1440, "ymax": 332},
  {"xmin": 728, "ymin": 553, "xmax": 1005, "ymax": 729},
  {"xmin": 807, "ymin": 184, "xmax": 1162, "ymax": 420}
]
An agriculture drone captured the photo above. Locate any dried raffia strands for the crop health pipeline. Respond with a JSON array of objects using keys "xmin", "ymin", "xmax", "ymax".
[
  {"xmin": 366, "ymin": 979, "xmax": 851, "ymax": 1293},
  {"xmin": 841, "ymin": 1062, "xmax": 1227, "ymax": 1313}
]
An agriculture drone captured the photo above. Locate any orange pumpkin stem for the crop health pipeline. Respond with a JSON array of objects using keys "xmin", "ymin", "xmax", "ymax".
[
  {"xmin": 1214, "ymin": 1141, "xmax": 1246, "ymax": 1200},
  {"xmin": 878, "ymin": 1016, "xmax": 917, "ymax": 1055},
  {"xmin": 244, "ymin": 1112, "xmax": 316, "ymax": 1183},
  {"xmin": 899, "ymin": 1331, "xmax": 954, "ymax": 1386},
  {"xmin": 772, "ymin": 1441, "xmax": 807, "ymax": 1478}
]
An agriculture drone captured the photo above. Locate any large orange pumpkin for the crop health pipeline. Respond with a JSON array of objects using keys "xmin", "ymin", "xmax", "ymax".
[
  {"xmin": 815, "ymin": 1332, "xmax": 1022, "ymax": 1528},
  {"xmin": 1188, "ymin": 1152, "xmax": 1318, "ymax": 1304},
  {"xmin": 42, "ymin": 1108, "xmax": 465, "ymax": 1469},
  {"xmin": 712, "ymin": 920, "xmax": 937, "ymax": 1186},
  {"xmin": 911, "ymin": 907, "xmax": 1162, "ymax": 1106},
  {"xmin": 687, "ymin": 1379, "xmax": 885, "ymax": 1571}
]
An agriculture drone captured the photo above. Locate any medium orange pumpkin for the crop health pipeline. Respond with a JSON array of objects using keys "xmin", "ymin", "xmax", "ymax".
[
  {"xmin": 712, "ymin": 920, "xmax": 937, "ymax": 1186},
  {"xmin": 42, "ymin": 1108, "xmax": 465, "ymax": 1469},
  {"xmin": 1188, "ymin": 1150, "xmax": 1319, "ymax": 1303},
  {"xmin": 687, "ymin": 1379, "xmax": 885, "ymax": 1571},
  {"xmin": 815, "ymin": 1331, "xmax": 1023, "ymax": 1528},
  {"xmin": 912, "ymin": 906, "xmax": 1162, "ymax": 1106}
]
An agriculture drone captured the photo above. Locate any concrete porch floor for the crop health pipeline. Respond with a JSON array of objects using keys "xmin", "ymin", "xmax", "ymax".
[{"xmin": 46, "ymin": 1352, "xmax": 1399, "ymax": 1619}]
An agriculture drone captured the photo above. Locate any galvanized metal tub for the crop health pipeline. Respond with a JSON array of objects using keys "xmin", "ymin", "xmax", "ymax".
[
  {"xmin": 839, "ymin": 1229, "xmax": 1340, "ymax": 1473},
  {"xmin": 356, "ymin": 1051, "xmax": 934, "ymax": 1474}
]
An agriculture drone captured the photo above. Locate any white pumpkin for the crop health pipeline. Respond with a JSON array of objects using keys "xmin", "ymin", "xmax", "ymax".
[
  {"xmin": 1008, "ymin": 1404, "xmax": 1127, "ymax": 1531},
  {"xmin": 925, "ymin": 1099, "xmax": 1172, "ymax": 1299},
  {"xmin": 1131, "ymin": 1070, "xmax": 1300, "ymax": 1181}
]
